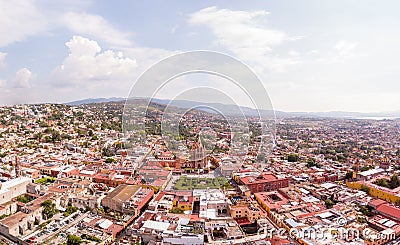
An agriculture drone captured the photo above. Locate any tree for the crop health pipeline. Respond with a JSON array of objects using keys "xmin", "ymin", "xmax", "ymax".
[
  {"xmin": 325, "ymin": 199, "xmax": 335, "ymax": 209},
  {"xmin": 360, "ymin": 185, "xmax": 370, "ymax": 195},
  {"xmin": 42, "ymin": 200, "xmax": 58, "ymax": 219},
  {"xmin": 376, "ymin": 178, "xmax": 389, "ymax": 188},
  {"xmin": 17, "ymin": 195, "xmax": 33, "ymax": 204},
  {"xmin": 67, "ymin": 235, "xmax": 82, "ymax": 245},
  {"xmin": 170, "ymin": 207, "xmax": 184, "ymax": 214},
  {"xmin": 359, "ymin": 205, "xmax": 372, "ymax": 217},
  {"xmin": 345, "ymin": 171, "xmax": 354, "ymax": 180},
  {"xmin": 256, "ymin": 154, "xmax": 265, "ymax": 162},
  {"xmin": 360, "ymin": 165, "xmax": 373, "ymax": 172},
  {"xmin": 306, "ymin": 158, "xmax": 322, "ymax": 168},
  {"xmin": 105, "ymin": 158, "xmax": 115, "ymax": 163},
  {"xmin": 64, "ymin": 205, "xmax": 78, "ymax": 217},
  {"xmin": 102, "ymin": 147, "xmax": 115, "ymax": 157},
  {"xmin": 81, "ymin": 234, "xmax": 101, "ymax": 242},
  {"xmin": 357, "ymin": 217, "xmax": 367, "ymax": 223},
  {"xmin": 389, "ymin": 175, "xmax": 400, "ymax": 189},
  {"xmin": 61, "ymin": 133, "xmax": 72, "ymax": 140},
  {"xmin": 97, "ymin": 207, "xmax": 104, "ymax": 214},
  {"xmin": 287, "ymin": 154, "xmax": 299, "ymax": 162},
  {"xmin": 307, "ymin": 158, "xmax": 315, "ymax": 165}
]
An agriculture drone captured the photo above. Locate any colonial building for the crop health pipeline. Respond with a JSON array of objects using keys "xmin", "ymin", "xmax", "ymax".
[
  {"xmin": 101, "ymin": 185, "xmax": 154, "ymax": 217},
  {"xmin": 0, "ymin": 193, "xmax": 55, "ymax": 237},
  {"xmin": 0, "ymin": 177, "xmax": 32, "ymax": 205},
  {"xmin": 233, "ymin": 172, "xmax": 289, "ymax": 193},
  {"xmin": 185, "ymin": 141, "xmax": 207, "ymax": 169}
]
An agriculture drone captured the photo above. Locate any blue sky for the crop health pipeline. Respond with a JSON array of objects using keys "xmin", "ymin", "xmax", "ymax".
[{"xmin": 1, "ymin": 0, "xmax": 400, "ymax": 112}]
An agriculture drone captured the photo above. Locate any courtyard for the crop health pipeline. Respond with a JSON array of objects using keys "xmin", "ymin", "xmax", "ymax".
[{"xmin": 173, "ymin": 176, "xmax": 232, "ymax": 190}]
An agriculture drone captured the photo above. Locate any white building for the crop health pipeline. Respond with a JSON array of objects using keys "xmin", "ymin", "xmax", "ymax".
[
  {"xmin": 193, "ymin": 189, "xmax": 231, "ymax": 219},
  {"xmin": 0, "ymin": 177, "xmax": 32, "ymax": 205}
]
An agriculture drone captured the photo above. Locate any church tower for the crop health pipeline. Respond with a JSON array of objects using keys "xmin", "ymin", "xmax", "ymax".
[{"xmin": 15, "ymin": 156, "xmax": 22, "ymax": 177}]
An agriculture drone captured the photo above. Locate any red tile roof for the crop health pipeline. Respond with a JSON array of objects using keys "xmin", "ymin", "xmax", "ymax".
[
  {"xmin": 235, "ymin": 217, "xmax": 252, "ymax": 226},
  {"xmin": 377, "ymin": 204, "xmax": 400, "ymax": 221},
  {"xmin": 240, "ymin": 173, "xmax": 279, "ymax": 185},
  {"xmin": 368, "ymin": 199, "xmax": 387, "ymax": 208}
]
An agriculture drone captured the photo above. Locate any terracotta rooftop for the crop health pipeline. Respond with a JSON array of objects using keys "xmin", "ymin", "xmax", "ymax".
[
  {"xmin": 104, "ymin": 185, "xmax": 140, "ymax": 203},
  {"xmin": 0, "ymin": 211, "xmax": 27, "ymax": 227},
  {"xmin": 368, "ymin": 198, "xmax": 387, "ymax": 208},
  {"xmin": 24, "ymin": 193, "xmax": 55, "ymax": 211},
  {"xmin": 377, "ymin": 204, "xmax": 400, "ymax": 221},
  {"xmin": 240, "ymin": 173, "xmax": 279, "ymax": 185}
]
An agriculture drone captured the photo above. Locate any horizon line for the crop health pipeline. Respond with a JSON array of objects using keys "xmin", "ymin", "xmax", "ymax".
[{"xmin": 1, "ymin": 96, "xmax": 400, "ymax": 116}]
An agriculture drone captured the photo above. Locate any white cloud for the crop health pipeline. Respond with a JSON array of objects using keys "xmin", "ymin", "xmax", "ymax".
[
  {"xmin": 0, "ymin": 2, "xmax": 132, "ymax": 48},
  {"xmin": 65, "ymin": 35, "xmax": 101, "ymax": 57},
  {"xmin": 312, "ymin": 40, "xmax": 361, "ymax": 64},
  {"xmin": 0, "ymin": 57, "xmax": 33, "ymax": 88},
  {"xmin": 61, "ymin": 12, "xmax": 132, "ymax": 47},
  {"xmin": 189, "ymin": 7, "xmax": 299, "ymax": 72},
  {"xmin": 40, "ymin": 35, "xmax": 181, "ymax": 102},
  {"xmin": 334, "ymin": 40, "xmax": 359, "ymax": 60},
  {"xmin": 0, "ymin": 52, "xmax": 6, "ymax": 68},
  {"xmin": 190, "ymin": 7, "xmax": 284, "ymax": 49},
  {"xmin": 13, "ymin": 68, "xmax": 32, "ymax": 88},
  {"xmin": 51, "ymin": 36, "xmax": 137, "ymax": 88},
  {"xmin": 0, "ymin": 0, "xmax": 47, "ymax": 47}
]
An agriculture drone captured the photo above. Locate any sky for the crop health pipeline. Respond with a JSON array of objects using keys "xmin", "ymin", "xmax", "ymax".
[{"xmin": 1, "ymin": 0, "xmax": 400, "ymax": 112}]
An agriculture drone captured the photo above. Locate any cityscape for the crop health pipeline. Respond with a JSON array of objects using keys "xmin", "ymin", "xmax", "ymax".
[
  {"xmin": 1, "ymin": 1, "xmax": 400, "ymax": 245},
  {"xmin": 0, "ymin": 101, "xmax": 399, "ymax": 245}
]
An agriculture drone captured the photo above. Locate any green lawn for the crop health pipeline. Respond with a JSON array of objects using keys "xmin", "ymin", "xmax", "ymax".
[
  {"xmin": 174, "ymin": 176, "xmax": 232, "ymax": 190},
  {"xmin": 35, "ymin": 177, "xmax": 56, "ymax": 185}
]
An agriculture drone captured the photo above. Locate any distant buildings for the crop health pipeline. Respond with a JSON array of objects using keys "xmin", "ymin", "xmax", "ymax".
[{"xmin": 2, "ymin": 102, "xmax": 400, "ymax": 244}]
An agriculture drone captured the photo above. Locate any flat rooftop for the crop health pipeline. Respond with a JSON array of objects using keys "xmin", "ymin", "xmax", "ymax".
[{"xmin": 104, "ymin": 185, "xmax": 140, "ymax": 203}]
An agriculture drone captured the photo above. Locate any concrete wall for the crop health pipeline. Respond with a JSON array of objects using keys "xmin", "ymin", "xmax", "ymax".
[
  {"xmin": 0, "ymin": 201, "xmax": 18, "ymax": 216},
  {"xmin": 0, "ymin": 209, "xmax": 42, "ymax": 237}
]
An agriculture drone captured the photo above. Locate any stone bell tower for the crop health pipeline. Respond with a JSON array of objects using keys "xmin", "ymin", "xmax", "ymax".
[{"xmin": 15, "ymin": 156, "xmax": 22, "ymax": 177}]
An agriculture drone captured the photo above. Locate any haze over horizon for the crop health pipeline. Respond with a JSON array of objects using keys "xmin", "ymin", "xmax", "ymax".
[
  {"xmin": 1, "ymin": 1, "xmax": 400, "ymax": 113},
  {"xmin": 57, "ymin": 96, "xmax": 400, "ymax": 115}
]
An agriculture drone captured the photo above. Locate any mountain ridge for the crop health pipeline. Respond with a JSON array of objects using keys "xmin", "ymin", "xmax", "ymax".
[
  {"xmin": 64, "ymin": 97, "xmax": 400, "ymax": 119},
  {"xmin": 65, "ymin": 97, "xmax": 126, "ymax": 105}
]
